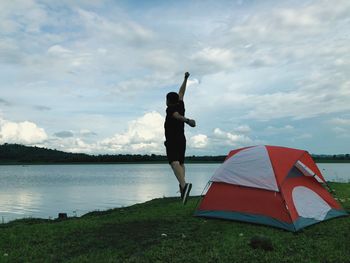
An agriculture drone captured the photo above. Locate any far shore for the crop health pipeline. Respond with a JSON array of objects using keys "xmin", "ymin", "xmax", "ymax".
[{"xmin": 1, "ymin": 160, "xmax": 350, "ymax": 165}]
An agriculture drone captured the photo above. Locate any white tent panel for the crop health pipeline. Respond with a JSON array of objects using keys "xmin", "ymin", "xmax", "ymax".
[
  {"xmin": 292, "ymin": 186, "xmax": 331, "ymax": 220},
  {"xmin": 210, "ymin": 145, "xmax": 279, "ymax": 191}
]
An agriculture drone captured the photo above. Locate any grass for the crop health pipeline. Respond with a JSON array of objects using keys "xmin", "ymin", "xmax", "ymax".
[{"xmin": 0, "ymin": 182, "xmax": 349, "ymax": 263}]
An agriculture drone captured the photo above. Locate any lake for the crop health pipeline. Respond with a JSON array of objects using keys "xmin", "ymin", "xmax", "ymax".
[{"xmin": 0, "ymin": 163, "xmax": 349, "ymax": 223}]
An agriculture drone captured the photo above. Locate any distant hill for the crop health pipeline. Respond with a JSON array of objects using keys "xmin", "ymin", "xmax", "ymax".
[
  {"xmin": 0, "ymin": 143, "xmax": 93, "ymax": 164},
  {"xmin": 0, "ymin": 143, "xmax": 348, "ymax": 164},
  {"xmin": 0, "ymin": 143, "xmax": 225, "ymax": 164}
]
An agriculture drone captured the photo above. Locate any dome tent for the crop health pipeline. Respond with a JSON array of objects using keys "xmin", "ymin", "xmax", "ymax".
[{"xmin": 194, "ymin": 145, "xmax": 348, "ymax": 231}]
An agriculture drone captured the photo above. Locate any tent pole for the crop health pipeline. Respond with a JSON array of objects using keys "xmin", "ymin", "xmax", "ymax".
[{"xmin": 193, "ymin": 181, "xmax": 211, "ymax": 211}]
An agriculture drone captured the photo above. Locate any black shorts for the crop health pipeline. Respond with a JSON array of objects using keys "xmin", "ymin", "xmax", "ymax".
[{"xmin": 164, "ymin": 139, "xmax": 186, "ymax": 164}]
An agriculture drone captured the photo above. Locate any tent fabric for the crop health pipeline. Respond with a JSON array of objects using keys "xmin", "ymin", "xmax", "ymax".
[
  {"xmin": 195, "ymin": 210, "xmax": 296, "ymax": 232},
  {"xmin": 195, "ymin": 145, "xmax": 348, "ymax": 231},
  {"xmin": 198, "ymin": 182, "xmax": 290, "ymax": 222},
  {"xmin": 292, "ymin": 186, "xmax": 331, "ymax": 220},
  {"xmin": 281, "ymin": 176, "xmax": 343, "ymax": 221},
  {"xmin": 265, "ymin": 145, "xmax": 305, "ymax": 185},
  {"xmin": 210, "ymin": 145, "xmax": 279, "ymax": 191}
]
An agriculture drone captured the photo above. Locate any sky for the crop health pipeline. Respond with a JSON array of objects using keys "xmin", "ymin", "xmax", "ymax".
[{"xmin": 0, "ymin": 0, "xmax": 350, "ymax": 156}]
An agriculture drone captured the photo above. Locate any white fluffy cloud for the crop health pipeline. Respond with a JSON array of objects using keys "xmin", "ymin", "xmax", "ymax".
[
  {"xmin": 99, "ymin": 111, "xmax": 165, "ymax": 154},
  {"xmin": 189, "ymin": 134, "xmax": 208, "ymax": 149},
  {"xmin": 234, "ymin": 125, "xmax": 252, "ymax": 134},
  {"xmin": 0, "ymin": 118, "xmax": 47, "ymax": 144},
  {"xmin": 213, "ymin": 128, "xmax": 253, "ymax": 146},
  {"xmin": 41, "ymin": 136, "xmax": 96, "ymax": 153},
  {"xmin": 184, "ymin": 126, "xmax": 263, "ymax": 155}
]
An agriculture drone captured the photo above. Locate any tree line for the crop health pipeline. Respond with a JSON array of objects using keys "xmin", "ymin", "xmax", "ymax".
[
  {"xmin": 0, "ymin": 143, "xmax": 225, "ymax": 164},
  {"xmin": 0, "ymin": 143, "xmax": 348, "ymax": 164}
]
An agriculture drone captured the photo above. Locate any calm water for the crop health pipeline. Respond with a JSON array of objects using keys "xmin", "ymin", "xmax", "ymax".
[{"xmin": 0, "ymin": 163, "xmax": 349, "ymax": 223}]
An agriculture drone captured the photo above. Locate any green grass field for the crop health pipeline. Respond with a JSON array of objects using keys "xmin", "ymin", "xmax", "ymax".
[{"xmin": 0, "ymin": 182, "xmax": 349, "ymax": 263}]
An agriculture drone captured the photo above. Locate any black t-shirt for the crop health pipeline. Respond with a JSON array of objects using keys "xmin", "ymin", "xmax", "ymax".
[{"xmin": 164, "ymin": 100, "xmax": 185, "ymax": 141}]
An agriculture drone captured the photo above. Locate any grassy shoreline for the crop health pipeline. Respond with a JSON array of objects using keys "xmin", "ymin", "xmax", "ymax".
[{"xmin": 0, "ymin": 183, "xmax": 349, "ymax": 262}]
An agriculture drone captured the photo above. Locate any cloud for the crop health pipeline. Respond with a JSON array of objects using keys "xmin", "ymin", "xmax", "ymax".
[
  {"xmin": 187, "ymin": 78, "xmax": 200, "ymax": 87},
  {"xmin": 227, "ymin": 76, "xmax": 350, "ymax": 121},
  {"xmin": 79, "ymin": 129, "xmax": 97, "ymax": 137},
  {"xmin": 26, "ymin": 111, "xmax": 166, "ymax": 154},
  {"xmin": 33, "ymin": 105, "xmax": 51, "ymax": 111},
  {"xmin": 77, "ymin": 8, "xmax": 154, "ymax": 44},
  {"xmin": 142, "ymin": 50, "xmax": 178, "ymax": 72},
  {"xmin": 230, "ymin": 1, "xmax": 350, "ymax": 43},
  {"xmin": 99, "ymin": 111, "xmax": 165, "ymax": 154},
  {"xmin": 212, "ymin": 128, "xmax": 254, "ymax": 146},
  {"xmin": 46, "ymin": 44, "xmax": 93, "ymax": 70},
  {"xmin": 329, "ymin": 118, "xmax": 350, "ymax": 126},
  {"xmin": 182, "ymin": 126, "xmax": 264, "ymax": 155},
  {"xmin": 265, "ymin": 125, "xmax": 295, "ymax": 135},
  {"xmin": 0, "ymin": 39, "xmax": 22, "ymax": 64},
  {"xmin": 189, "ymin": 134, "xmax": 208, "ymax": 149},
  {"xmin": 0, "ymin": 118, "xmax": 48, "ymax": 144},
  {"xmin": 329, "ymin": 117, "xmax": 350, "ymax": 138},
  {"xmin": 293, "ymin": 133, "xmax": 313, "ymax": 140},
  {"xmin": 108, "ymin": 74, "xmax": 175, "ymax": 97},
  {"xmin": 43, "ymin": 129, "xmax": 98, "ymax": 153},
  {"xmin": 331, "ymin": 127, "xmax": 350, "ymax": 138},
  {"xmin": 0, "ymin": 0, "xmax": 48, "ymax": 34},
  {"xmin": 0, "ymin": 98, "xmax": 11, "ymax": 106},
  {"xmin": 191, "ymin": 47, "xmax": 235, "ymax": 73},
  {"xmin": 54, "ymin": 131, "xmax": 74, "ymax": 138},
  {"xmin": 276, "ymin": 8, "xmax": 320, "ymax": 28},
  {"xmin": 43, "ymin": 136, "xmax": 97, "ymax": 153},
  {"xmin": 234, "ymin": 125, "xmax": 252, "ymax": 134},
  {"xmin": 47, "ymin": 45, "xmax": 72, "ymax": 56}
]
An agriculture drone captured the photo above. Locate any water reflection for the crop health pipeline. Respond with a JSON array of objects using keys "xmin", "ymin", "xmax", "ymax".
[{"xmin": 0, "ymin": 190, "xmax": 41, "ymax": 221}]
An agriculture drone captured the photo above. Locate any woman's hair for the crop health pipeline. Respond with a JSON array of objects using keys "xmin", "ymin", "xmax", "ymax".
[{"xmin": 166, "ymin": 92, "xmax": 179, "ymax": 104}]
